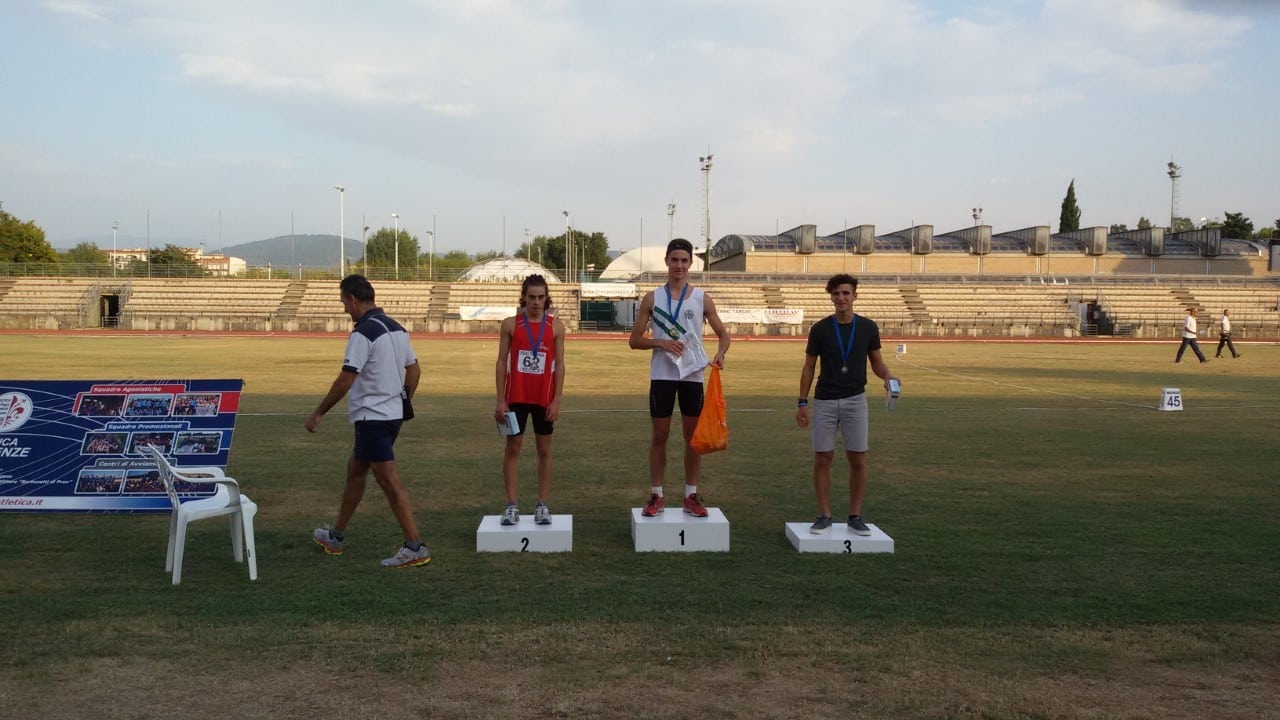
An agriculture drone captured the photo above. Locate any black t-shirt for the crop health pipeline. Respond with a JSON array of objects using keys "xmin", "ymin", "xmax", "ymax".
[{"xmin": 805, "ymin": 314, "xmax": 881, "ymax": 400}]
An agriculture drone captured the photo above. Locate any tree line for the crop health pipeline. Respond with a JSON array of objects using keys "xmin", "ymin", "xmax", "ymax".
[{"xmin": 1058, "ymin": 181, "xmax": 1274, "ymax": 241}]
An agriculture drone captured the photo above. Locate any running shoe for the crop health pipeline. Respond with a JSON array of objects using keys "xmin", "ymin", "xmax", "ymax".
[
  {"xmin": 501, "ymin": 504, "xmax": 520, "ymax": 526},
  {"xmin": 641, "ymin": 493, "xmax": 665, "ymax": 517},
  {"xmin": 683, "ymin": 492, "xmax": 709, "ymax": 518},
  {"xmin": 809, "ymin": 515, "xmax": 832, "ymax": 535},
  {"xmin": 847, "ymin": 515, "xmax": 871, "ymax": 536},
  {"xmin": 534, "ymin": 503, "xmax": 552, "ymax": 525},
  {"xmin": 312, "ymin": 525, "xmax": 343, "ymax": 555},
  {"xmin": 380, "ymin": 544, "xmax": 432, "ymax": 568}
]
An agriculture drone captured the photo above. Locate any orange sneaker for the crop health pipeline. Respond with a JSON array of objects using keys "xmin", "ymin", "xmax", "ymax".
[
  {"xmin": 683, "ymin": 492, "xmax": 709, "ymax": 517},
  {"xmin": 641, "ymin": 493, "xmax": 665, "ymax": 516}
]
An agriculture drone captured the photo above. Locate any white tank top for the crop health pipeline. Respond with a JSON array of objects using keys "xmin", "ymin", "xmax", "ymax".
[{"xmin": 649, "ymin": 285, "xmax": 707, "ymax": 382}]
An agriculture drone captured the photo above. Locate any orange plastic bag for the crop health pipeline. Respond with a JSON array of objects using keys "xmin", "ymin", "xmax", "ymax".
[{"xmin": 690, "ymin": 366, "xmax": 728, "ymax": 454}]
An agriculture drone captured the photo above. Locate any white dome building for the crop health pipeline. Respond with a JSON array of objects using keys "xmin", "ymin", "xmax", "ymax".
[
  {"xmin": 599, "ymin": 246, "xmax": 703, "ymax": 280},
  {"xmin": 457, "ymin": 257, "xmax": 561, "ymax": 283}
]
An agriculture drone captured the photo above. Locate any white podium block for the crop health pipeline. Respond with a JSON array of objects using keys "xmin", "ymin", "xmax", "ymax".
[
  {"xmin": 785, "ymin": 522, "xmax": 894, "ymax": 554},
  {"xmin": 631, "ymin": 507, "xmax": 730, "ymax": 552},
  {"xmin": 476, "ymin": 514, "xmax": 573, "ymax": 552},
  {"xmin": 1159, "ymin": 388, "xmax": 1183, "ymax": 412}
]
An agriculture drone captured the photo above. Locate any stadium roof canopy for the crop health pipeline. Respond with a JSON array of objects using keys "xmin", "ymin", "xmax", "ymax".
[
  {"xmin": 599, "ymin": 246, "xmax": 703, "ymax": 280},
  {"xmin": 457, "ymin": 256, "xmax": 561, "ymax": 282}
]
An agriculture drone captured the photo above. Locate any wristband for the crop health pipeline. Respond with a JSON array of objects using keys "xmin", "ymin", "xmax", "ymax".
[{"xmin": 797, "ymin": 398, "xmax": 808, "ymax": 407}]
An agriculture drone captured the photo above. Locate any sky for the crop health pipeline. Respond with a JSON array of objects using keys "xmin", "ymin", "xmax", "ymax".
[{"xmin": 1, "ymin": 0, "xmax": 1277, "ymax": 258}]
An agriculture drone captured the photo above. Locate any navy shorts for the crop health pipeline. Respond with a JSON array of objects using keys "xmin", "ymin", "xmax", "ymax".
[
  {"xmin": 649, "ymin": 380, "xmax": 704, "ymax": 419},
  {"xmin": 353, "ymin": 420, "xmax": 402, "ymax": 463},
  {"xmin": 509, "ymin": 402, "xmax": 554, "ymax": 436}
]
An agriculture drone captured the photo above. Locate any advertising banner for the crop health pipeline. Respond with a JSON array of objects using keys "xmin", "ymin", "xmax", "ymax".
[
  {"xmin": 0, "ymin": 379, "xmax": 243, "ymax": 513},
  {"xmin": 716, "ymin": 308, "xmax": 804, "ymax": 325}
]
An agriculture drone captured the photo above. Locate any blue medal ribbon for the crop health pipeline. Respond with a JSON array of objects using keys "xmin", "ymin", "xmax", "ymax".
[
  {"xmin": 664, "ymin": 284, "xmax": 688, "ymax": 339},
  {"xmin": 832, "ymin": 314, "xmax": 856, "ymax": 374},
  {"xmin": 522, "ymin": 312, "xmax": 547, "ymax": 369}
]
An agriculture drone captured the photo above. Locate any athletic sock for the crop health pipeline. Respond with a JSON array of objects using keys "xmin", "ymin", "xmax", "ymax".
[
  {"xmin": 331, "ymin": 529, "xmax": 345, "ymax": 541},
  {"xmin": 685, "ymin": 484, "xmax": 697, "ymax": 498},
  {"xmin": 651, "ymin": 486, "xmax": 663, "ymax": 498},
  {"xmin": 405, "ymin": 539, "xmax": 423, "ymax": 552}
]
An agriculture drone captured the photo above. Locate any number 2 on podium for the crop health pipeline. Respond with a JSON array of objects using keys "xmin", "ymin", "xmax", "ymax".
[{"xmin": 520, "ymin": 537, "xmax": 529, "ymax": 552}]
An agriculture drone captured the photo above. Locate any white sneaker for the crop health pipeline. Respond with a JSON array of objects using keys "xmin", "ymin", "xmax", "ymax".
[
  {"xmin": 501, "ymin": 504, "xmax": 520, "ymax": 526},
  {"xmin": 534, "ymin": 503, "xmax": 551, "ymax": 525},
  {"xmin": 379, "ymin": 544, "xmax": 431, "ymax": 568}
]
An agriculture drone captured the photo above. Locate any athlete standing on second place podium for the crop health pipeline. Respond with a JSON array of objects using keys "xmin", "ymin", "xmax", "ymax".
[
  {"xmin": 495, "ymin": 274, "xmax": 566, "ymax": 526},
  {"xmin": 629, "ymin": 238, "xmax": 731, "ymax": 518}
]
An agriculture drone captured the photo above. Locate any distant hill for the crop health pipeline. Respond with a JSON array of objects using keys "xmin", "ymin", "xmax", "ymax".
[{"xmin": 222, "ymin": 235, "xmax": 365, "ymax": 267}]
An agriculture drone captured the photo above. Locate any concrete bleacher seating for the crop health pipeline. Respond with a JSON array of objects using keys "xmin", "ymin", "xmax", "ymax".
[
  {"xmin": 120, "ymin": 279, "xmax": 290, "ymax": 331},
  {"xmin": 914, "ymin": 283, "xmax": 1074, "ymax": 335},
  {"xmin": 1090, "ymin": 286, "xmax": 1186, "ymax": 335},
  {"xmin": 4, "ymin": 274, "xmax": 1277, "ymax": 338},
  {"xmin": 0, "ymin": 277, "xmax": 99, "ymax": 329},
  {"xmin": 1182, "ymin": 286, "xmax": 1280, "ymax": 337},
  {"xmin": 778, "ymin": 284, "xmax": 914, "ymax": 329}
]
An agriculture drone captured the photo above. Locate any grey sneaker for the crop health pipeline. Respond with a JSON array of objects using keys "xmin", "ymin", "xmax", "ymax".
[
  {"xmin": 501, "ymin": 504, "xmax": 520, "ymax": 526},
  {"xmin": 809, "ymin": 515, "xmax": 832, "ymax": 535},
  {"xmin": 534, "ymin": 503, "xmax": 552, "ymax": 525},
  {"xmin": 312, "ymin": 525, "xmax": 343, "ymax": 555},
  {"xmin": 380, "ymin": 544, "xmax": 431, "ymax": 568},
  {"xmin": 847, "ymin": 515, "xmax": 871, "ymax": 536}
]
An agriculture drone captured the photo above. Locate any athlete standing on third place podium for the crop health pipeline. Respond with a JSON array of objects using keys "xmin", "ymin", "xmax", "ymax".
[
  {"xmin": 796, "ymin": 273, "xmax": 898, "ymax": 537},
  {"xmin": 629, "ymin": 238, "xmax": 731, "ymax": 518},
  {"xmin": 494, "ymin": 274, "xmax": 566, "ymax": 526}
]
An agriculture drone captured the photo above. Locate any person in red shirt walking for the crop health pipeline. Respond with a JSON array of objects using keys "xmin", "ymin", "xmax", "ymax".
[{"xmin": 494, "ymin": 274, "xmax": 566, "ymax": 525}]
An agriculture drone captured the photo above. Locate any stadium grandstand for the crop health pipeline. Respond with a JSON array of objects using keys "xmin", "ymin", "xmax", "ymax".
[{"xmin": 2, "ymin": 224, "xmax": 1277, "ymax": 338}]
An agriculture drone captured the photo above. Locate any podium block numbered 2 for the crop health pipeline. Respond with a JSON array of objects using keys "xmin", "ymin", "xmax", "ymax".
[
  {"xmin": 784, "ymin": 522, "xmax": 894, "ymax": 554},
  {"xmin": 476, "ymin": 514, "xmax": 573, "ymax": 553},
  {"xmin": 631, "ymin": 507, "xmax": 730, "ymax": 552}
]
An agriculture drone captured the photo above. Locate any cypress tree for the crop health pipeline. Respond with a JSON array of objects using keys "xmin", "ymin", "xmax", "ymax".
[{"xmin": 1059, "ymin": 180, "xmax": 1082, "ymax": 233}]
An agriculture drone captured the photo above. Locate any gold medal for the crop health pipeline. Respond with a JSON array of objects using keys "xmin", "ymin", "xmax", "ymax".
[{"xmin": 668, "ymin": 327, "xmax": 681, "ymax": 339}]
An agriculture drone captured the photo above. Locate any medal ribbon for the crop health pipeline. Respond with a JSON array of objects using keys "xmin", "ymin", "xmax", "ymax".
[
  {"xmin": 832, "ymin": 314, "xmax": 856, "ymax": 370},
  {"xmin": 522, "ymin": 312, "xmax": 547, "ymax": 368},
  {"xmin": 653, "ymin": 284, "xmax": 689, "ymax": 339}
]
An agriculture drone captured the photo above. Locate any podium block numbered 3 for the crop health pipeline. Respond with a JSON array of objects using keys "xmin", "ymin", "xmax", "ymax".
[
  {"xmin": 476, "ymin": 514, "xmax": 573, "ymax": 553},
  {"xmin": 631, "ymin": 507, "xmax": 730, "ymax": 552},
  {"xmin": 785, "ymin": 522, "xmax": 894, "ymax": 554}
]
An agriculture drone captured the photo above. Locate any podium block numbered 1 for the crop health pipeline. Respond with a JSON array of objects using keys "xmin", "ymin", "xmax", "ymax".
[
  {"xmin": 631, "ymin": 507, "xmax": 730, "ymax": 552},
  {"xmin": 476, "ymin": 514, "xmax": 573, "ymax": 553},
  {"xmin": 784, "ymin": 522, "xmax": 894, "ymax": 554}
]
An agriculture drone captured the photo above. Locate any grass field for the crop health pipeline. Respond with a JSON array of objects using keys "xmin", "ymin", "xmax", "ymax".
[{"xmin": 1, "ymin": 333, "xmax": 1278, "ymax": 719}]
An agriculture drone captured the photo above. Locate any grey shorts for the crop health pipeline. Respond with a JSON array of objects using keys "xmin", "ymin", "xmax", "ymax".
[{"xmin": 811, "ymin": 394, "xmax": 868, "ymax": 454}]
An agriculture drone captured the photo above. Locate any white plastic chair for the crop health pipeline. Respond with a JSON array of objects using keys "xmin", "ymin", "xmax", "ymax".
[{"xmin": 146, "ymin": 446, "xmax": 258, "ymax": 585}]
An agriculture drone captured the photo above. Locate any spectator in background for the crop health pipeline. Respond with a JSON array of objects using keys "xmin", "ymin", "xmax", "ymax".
[
  {"xmin": 1175, "ymin": 308, "xmax": 1208, "ymax": 364},
  {"xmin": 1215, "ymin": 309, "xmax": 1241, "ymax": 359}
]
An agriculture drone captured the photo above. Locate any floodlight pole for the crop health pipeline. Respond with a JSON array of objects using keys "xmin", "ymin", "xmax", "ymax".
[
  {"xmin": 1167, "ymin": 160, "xmax": 1182, "ymax": 231},
  {"xmin": 111, "ymin": 221, "xmax": 119, "ymax": 277},
  {"xmin": 334, "ymin": 185, "xmax": 346, "ymax": 276},
  {"xmin": 699, "ymin": 153, "xmax": 713, "ymax": 281},
  {"xmin": 392, "ymin": 212, "xmax": 400, "ymax": 279}
]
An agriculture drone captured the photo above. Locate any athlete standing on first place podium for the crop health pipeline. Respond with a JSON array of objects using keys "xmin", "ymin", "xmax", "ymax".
[
  {"xmin": 494, "ymin": 274, "xmax": 566, "ymax": 526},
  {"xmin": 629, "ymin": 238, "xmax": 731, "ymax": 518}
]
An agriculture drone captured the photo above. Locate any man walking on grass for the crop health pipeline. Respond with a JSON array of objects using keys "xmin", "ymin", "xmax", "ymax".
[{"xmin": 306, "ymin": 274, "xmax": 431, "ymax": 569}]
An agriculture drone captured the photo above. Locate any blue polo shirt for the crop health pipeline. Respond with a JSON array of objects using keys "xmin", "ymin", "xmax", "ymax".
[{"xmin": 343, "ymin": 308, "xmax": 416, "ymax": 422}]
